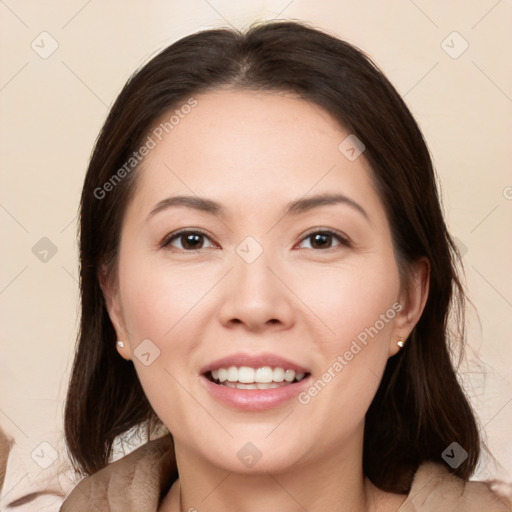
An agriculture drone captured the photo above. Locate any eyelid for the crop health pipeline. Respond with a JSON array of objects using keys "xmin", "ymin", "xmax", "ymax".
[
  {"xmin": 160, "ymin": 227, "xmax": 216, "ymax": 249},
  {"xmin": 161, "ymin": 227, "xmax": 352, "ymax": 251},
  {"xmin": 297, "ymin": 227, "xmax": 352, "ymax": 247}
]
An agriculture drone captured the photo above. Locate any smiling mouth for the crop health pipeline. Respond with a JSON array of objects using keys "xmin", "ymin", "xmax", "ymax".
[{"xmin": 204, "ymin": 366, "xmax": 310, "ymax": 390}]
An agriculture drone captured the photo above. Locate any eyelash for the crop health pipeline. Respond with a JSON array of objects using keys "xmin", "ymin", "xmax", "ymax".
[{"xmin": 160, "ymin": 228, "xmax": 352, "ymax": 253}]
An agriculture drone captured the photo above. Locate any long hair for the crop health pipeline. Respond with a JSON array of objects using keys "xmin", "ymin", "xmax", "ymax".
[{"xmin": 63, "ymin": 20, "xmax": 480, "ymax": 492}]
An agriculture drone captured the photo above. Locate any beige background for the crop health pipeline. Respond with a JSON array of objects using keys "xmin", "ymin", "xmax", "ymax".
[{"xmin": 1, "ymin": 0, "xmax": 511, "ymax": 508}]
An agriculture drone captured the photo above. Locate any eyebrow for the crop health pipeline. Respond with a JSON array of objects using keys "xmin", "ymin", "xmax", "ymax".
[{"xmin": 147, "ymin": 193, "xmax": 370, "ymax": 222}]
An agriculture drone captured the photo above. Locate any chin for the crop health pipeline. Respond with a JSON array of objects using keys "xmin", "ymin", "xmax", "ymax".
[{"xmin": 201, "ymin": 437, "xmax": 307, "ymax": 475}]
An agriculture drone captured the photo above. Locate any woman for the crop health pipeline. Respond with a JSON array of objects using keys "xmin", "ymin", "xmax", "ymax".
[{"xmin": 60, "ymin": 20, "xmax": 511, "ymax": 511}]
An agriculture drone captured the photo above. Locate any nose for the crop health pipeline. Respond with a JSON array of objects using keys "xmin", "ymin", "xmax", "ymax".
[{"xmin": 217, "ymin": 245, "xmax": 295, "ymax": 333}]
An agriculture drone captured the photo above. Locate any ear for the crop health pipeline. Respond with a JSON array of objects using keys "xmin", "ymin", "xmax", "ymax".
[
  {"xmin": 388, "ymin": 257, "xmax": 430, "ymax": 357},
  {"xmin": 98, "ymin": 263, "xmax": 132, "ymax": 361}
]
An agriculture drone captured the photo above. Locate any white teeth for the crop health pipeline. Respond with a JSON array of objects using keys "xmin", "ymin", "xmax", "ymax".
[
  {"xmin": 272, "ymin": 367, "xmax": 285, "ymax": 382},
  {"xmin": 238, "ymin": 367, "xmax": 255, "ymax": 383},
  {"xmin": 222, "ymin": 381, "xmax": 287, "ymax": 390},
  {"xmin": 255, "ymin": 366, "xmax": 273, "ymax": 383},
  {"xmin": 235, "ymin": 383, "xmax": 258, "ymax": 389},
  {"xmin": 255, "ymin": 382, "xmax": 281, "ymax": 389},
  {"xmin": 227, "ymin": 366, "xmax": 238, "ymax": 382},
  {"xmin": 284, "ymin": 369, "xmax": 296, "ymax": 382},
  {"xmin": 208, "ymin": 366, "xmax": 307, "ymax": 385}
]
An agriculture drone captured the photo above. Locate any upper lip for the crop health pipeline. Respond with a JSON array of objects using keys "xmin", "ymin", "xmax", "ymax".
[{"xmin": 200, "ymin": 352, "xmax": 310, "ymax": 375}]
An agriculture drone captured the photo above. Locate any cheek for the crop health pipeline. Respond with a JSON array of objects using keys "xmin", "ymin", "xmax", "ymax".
[
  {"xmin": 293, "ymin": 255, "xmax": 400, "ymax": 426},
  {"xmin": 115, "ymin": 248, "xmax": 216, "ymax": 388},
  {"xmin": 116, "ymin": 259, "xmax": 202, "ymax": 431},
  {"xmin": 117, "ymin": 254, "xmax": 207, "ymax": 342},
  {"xmin": 117, "ymin": 240, "xmax": 401, "ymax": 365},
  {"xmin": 116, "ymin": 234, "xmax": 401, "ymax": 429},
  {"xmin": 293, "ymin": 253, "xmax": 401, "ymax": 344}
]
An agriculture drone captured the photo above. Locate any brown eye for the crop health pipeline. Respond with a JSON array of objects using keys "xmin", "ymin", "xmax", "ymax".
[
  {"xmin": 298, "ymin": 230, "xmax": 351, "ymax": 250},
  {"xmin": 162, "ymin": 230, "xmax": 215, "ymax": 251}
]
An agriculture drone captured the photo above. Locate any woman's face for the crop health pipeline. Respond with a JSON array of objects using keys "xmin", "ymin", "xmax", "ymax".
[{"xmin": 105, "ymin": 89, "xmax": 426, "ymax": 474}]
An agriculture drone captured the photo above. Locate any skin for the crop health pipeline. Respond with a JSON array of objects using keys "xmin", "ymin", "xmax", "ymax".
[{"xmin": 102, "ymin": 88, "xmax": 430, "ymax": 512}]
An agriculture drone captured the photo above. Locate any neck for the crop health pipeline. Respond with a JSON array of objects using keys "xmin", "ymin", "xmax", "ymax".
[{"xmin": 159, "ymin": 428, "xmax": 396, "ymax": 512}]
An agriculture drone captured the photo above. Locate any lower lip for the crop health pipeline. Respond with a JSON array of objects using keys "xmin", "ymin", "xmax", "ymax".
[{"xmin": 200, "ymin": 375, "xmax": 311, "ymax": 411}]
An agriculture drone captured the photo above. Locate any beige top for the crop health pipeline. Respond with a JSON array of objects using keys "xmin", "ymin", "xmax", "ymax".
[{"xmin": 59, "ymin": 434, "xmax": 512, "ymax": 511}]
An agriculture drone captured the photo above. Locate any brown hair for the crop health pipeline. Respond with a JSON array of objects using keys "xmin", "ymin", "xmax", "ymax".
[{"xmin": 64, "ymin": 20, "xmax": 480, "ymax": 492}]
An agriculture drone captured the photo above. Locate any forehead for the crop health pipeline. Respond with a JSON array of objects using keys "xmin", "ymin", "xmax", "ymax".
[{"xmin": 129, "ymin": 89, "xmax": 382, "ymax": 219}]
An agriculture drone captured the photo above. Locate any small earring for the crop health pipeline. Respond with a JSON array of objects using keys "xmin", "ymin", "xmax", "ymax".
[
  {"xmin": 117, "ymin": 341, "xmax": 125, "ymax": 348},
  {"xmin": 397, "ymin": 339, "xmax": 405, "ymax": 348}
]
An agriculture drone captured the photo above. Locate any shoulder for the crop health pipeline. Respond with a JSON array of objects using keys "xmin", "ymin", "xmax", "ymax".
[
  {"xmin": 398, "ymin": 461, "xmax": 512, "ymax": 512},
  {"xmin": 59, "ymin": 434, "xmax": 177, "ymax": 512}
]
